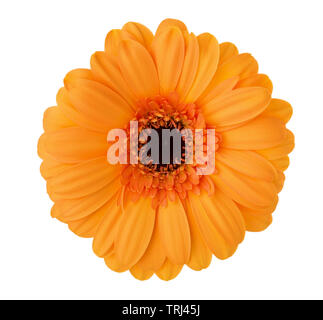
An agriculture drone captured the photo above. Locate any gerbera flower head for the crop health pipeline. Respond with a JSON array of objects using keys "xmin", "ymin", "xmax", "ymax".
[{"xmin": 38, "ymin": 19, "xmax": 294, "ymax": 280}]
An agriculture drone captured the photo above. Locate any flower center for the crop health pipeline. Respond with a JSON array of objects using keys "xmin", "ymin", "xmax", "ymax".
[
  {"xmin": 137, "ymin": 107, "xmax": 187, "ymax": 174},
  {"xmin": 121, "ymin": 93, "xmax": 220, "ymax": 208},
  {"xmin": 139, "ymin": 127, "xmax": 186, "ymax": 173}
]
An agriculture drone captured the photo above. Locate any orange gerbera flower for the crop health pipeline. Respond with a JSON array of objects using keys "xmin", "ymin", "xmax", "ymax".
[{"xmin": 38, "ymin": 19, "xmax": 294, "ymax": 281}]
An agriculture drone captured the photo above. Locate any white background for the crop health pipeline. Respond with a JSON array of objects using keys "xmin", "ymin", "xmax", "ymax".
[{"xmin": 0, "ymin": 0, "xmax": 322, "ymax": 300}]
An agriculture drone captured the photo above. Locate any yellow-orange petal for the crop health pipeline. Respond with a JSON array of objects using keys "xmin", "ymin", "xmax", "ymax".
[
  {"xmin": 222, "ymin": 116, "xmax": 286, "ymax": 150},
  {"xmin": 156, "ymin": 18, "xmax": 188, "ymax": 37},
  {"xmin": 257, "ymin": 129, "xmax": 294, "ymax": 160},
  {"xmin": 43, "ymin": 107, "xmax": 75, "ymax": 132},
  {"xmin": 68, "ymin": 199, "xmax": 112, "ymax": 238},
  {"xmin": 215, "ymin": 149, "xmax": 277, "ymax": 182},
  {"xmin": 130, "ymin": 265, "xmax": 154, "ymax": 280},
  {"xmin": 239, "ymin": 206, "xmax": 273, "ymax": 232},
  {"xmin": 262, "ymin": 98, "xmax": 293, "ymax": 123},
  {"xmin": 92, "ymin": 198, "xmax": 122, "ymax": 257},
  {"xmin": 135, "ymin": 218, "xmax": 166, "ymax": 272},
  {"xmin": 156, "ymin": 259, "xmax": 183, "ymax": 281},
  {"xmin": 185, "ymin": 199, "xmax": 212, "ymax": 271},
  {"xmin": 189, "ymin": 191, "xmax": 239, "ymax": 259},
  {"xmin": 47, "ymin": 157, "xmax": 121, "ymax": 199},
  {"xmin": 158, "ymin": 197, "xmax": 191, "ymax": 265},
  {"xmin": 68, "ymin": 79, "xmax": 133, "ymax": 130},
  {"xmin": 203, "ymin": 87, "xmax": 271, "ymax": 127},
  {"xmin": 211, "ymin": 161, "xmax": 277, "ymax": 209},
  {"xmin": 64, "ymin": 68, "xmax": 94, "ymax": 90},
  {"xmin": 104, "ymin": 29, "xmax": 135, "ymax": 56},
  {"xmin": 176, "ymin": 33, "xmax": 199, "ymax": 101},
  {"xmin": 114, "ymin": 197, "xmax": 155, "ymax": 268},
  {"xmin": 53, "ymin": 178, "xmax": 121, "ymax": 222},
  {"xmin": 122, "ymin": 22, "xmax": 154, "ymax": 49},
  {"xmin": 44, "ymin": 127, "xmax": 107, "ymax": 163},
  {"xmin": 236, "ymin": 73, "xmax": 273, "ymax": 94},
  {"xmin": 152, "ymin": 26, "xmax": 185, "ymax": 95},
  {"xmin": 90, "ymin": 51, "xmax": 136, "ymax": 108},
  {"xmin": 118, "ymin": 39, "xmax": 159, "ymax": 99},
  {"xmin": 271, "ymin": 156, "xmax": 290, "ymax": 171},
  {"xmin": 219, "ymin": 42, "xmax": 239, "ymax": 65},
  {"xmin": 184, "ymin": 33, "xmax": 219, "ymax": 103}
]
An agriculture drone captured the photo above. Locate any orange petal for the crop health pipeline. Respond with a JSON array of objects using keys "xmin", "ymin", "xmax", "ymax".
[
  {"xmin": 118, "ymin": 39, "xmax": 159, "ymax": 99},
  {"xmin": 152, "ymin": 26, "xmax": 185, "ymax": 95},
  {"xmin": 50, "ymin": 204, "xmax": 61, "ymax": 219},
  {"xmin": 239, "ymin": 206, "xmax": 273, "ymax": 232},
  {"xmin": 176, "ymin": 33, "xmax": 199, "ymax": 101},
  {"xmin": 215, "ymin": 149, "xmax": 277, "ymax": 182},
  {"xmin": 37, "ymin": 133, "xmax": 49, "ymax": 160},
  {"xmin": 104, "ymin": 29, "xmax": 135, "ymax": 57},
  {"xmin": 222, "ymin": 116, "xmax": 286, "ymax": 150},
  {"xmin": 135, "ymin": 217, "xmax": 166, "ymax": 272},
  {"xmin": 236, "ymin": 73, "xmax": 273, "ymax": 94},
  {"xmin": 57, "ymin": 87, "xmax": 107, "ymax": 133},
  {"xmin": 262, "ymin": 98, "xmax": 293, "ymax": 123},
  {"xmin": 64, "ymin": 69, "xmax": 94, "ymax": 90},
  {"xmin": 114, "ymin": 197, "xmax": 155, "ymax": 268},
  {"xmin": 188, "ymin": 191, "xmax": 239, "ymax": 259},
  {"xmin": 203, "ymin": 87, "xmax": 271, "ymax": 126},
  {"xmin": 68, "ymin": 79, "xmax": 133, "ymax": 130},
  {"xmin": 210, "ymin": 191, "xmax": 246, "ymax": 244},
  {"xmin": 122, "ymin": 22, "xmax": 154, "ymax": 49},
  {"xmin": 158, "ymin": 197, "xmax": 191, "ymax": 265},
  {"xmin": 90, "ymin": 51, "xmax": 136, "ymax": 107},
  {"xmin": 275, "ymin": 171, "xmax": 285, "ymax": 193},
  {"xmin": 271, "ymin": 156, "xmax": 290, "ymax": 171},
  {"xmin": 68, "ymin": 199, "xmax": 113, "ymax": 238},
  {"xmin": 156, "ymin": 19, "xmax": 188, "ymax": 36},
  {"xmin": 43, "ymin": 106, "xmax": 75, "ymax": 132},
  {"xmin": 92, "ymin": 198, "xmax": 122, "ymax": 257},
  {"xmin": 104, "ymin": 251, "xmax": 128, "ymax": 273},
  {"xmin": 257, "ymin": 129, "xmax": 294, "ymax": 160},
  {"xmin": 206, "ymin": 53, "xmax": 258, "ymax": 92},
  {"xmin": 44, "ymin": 127, "xmax": 107, "ymax": 163},
  {"xmin": 215, "ymin": 122, "xmax": 247, "ymax": 133},
  {"xmin": 53, "ymin": 178, "xmax": 121, "ymax": 222},
  {"xmin": 130, "ymin": 265, "xmax": 154, "ymax": 281},
  {"xmin": 185, "ymin": 199, "xmax": 212, "ymax": 271},
  {"xmin": 211, "ymin": 161, "xmax": 278, "ymax": 209},
  {"xmin": 47, "ymin": 157, "xmax": 121, "ymax": 199},
  {"xmin": 156, "ymin": 259, "xmax": 183, "ymax": 281},
  {"xmin": 40, "ymin": 157, "xmax": 74, "ymax": 179},
  {"xmin": 184, "ymin": 33, "xmax": 219, "ymax": 103},
  {"xmin": 237, "ymin": 196, "xmax": 278, "ymax": 217},
  {"xmin": 219, "ymin": 42, "xmax": 239, "ymax": 65},
  {"xmin": 197, "ymin": 76, "xmax": 239, "ymax": 107}
]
